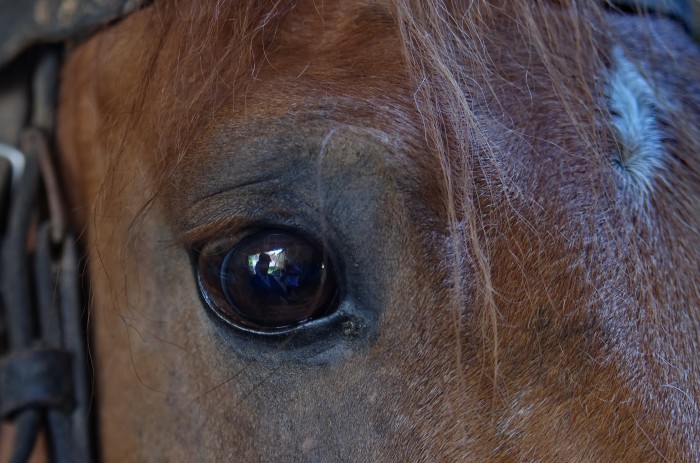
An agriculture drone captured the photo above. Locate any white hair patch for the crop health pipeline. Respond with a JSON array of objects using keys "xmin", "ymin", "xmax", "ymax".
[{"xmin": 607, "ymin": 46, "xmax": 666, "ymax": 196}]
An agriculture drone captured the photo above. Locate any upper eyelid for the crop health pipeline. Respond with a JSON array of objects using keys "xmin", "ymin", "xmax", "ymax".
[
  {"xmin": 175, "ymin": 212, "xmax": 314, "ymax": 250},
  {"xmin": 174, "ymin": 218, "xmax": 243, "ymax": 249},
  {"xmin": 175, "ymin": 190, "xmax": 323, "ymax": 249},
  {"xmin": 174, "ymin": 194, "xmax": 276, "ymax": 247}
]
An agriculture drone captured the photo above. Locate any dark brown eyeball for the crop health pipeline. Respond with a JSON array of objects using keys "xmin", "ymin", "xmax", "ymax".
[{"xmin": 197, "ymin": 230, "xmax": 339, "ymax": 332}]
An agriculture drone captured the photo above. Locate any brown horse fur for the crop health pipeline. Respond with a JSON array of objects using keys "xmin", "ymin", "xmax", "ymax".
[{"xmin": 53, "ymin": 0, "xmax": 699, "ymax": 461}]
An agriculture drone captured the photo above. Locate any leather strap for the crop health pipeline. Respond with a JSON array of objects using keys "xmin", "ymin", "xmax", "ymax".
[
  {"xmin": 0, "ymin": 51, "xmax": 94, "ymax": 463},
  {"xmin": 0, "ymin": 350, "xmax": 74, "ymax": 418}
]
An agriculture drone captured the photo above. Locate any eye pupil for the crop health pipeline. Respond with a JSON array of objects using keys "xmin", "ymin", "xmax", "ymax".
[{"xmin": 199, "ymin": 231, "xmax": 338, "ymax": 331}]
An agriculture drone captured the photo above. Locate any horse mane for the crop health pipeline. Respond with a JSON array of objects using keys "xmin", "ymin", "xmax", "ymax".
[{"xmin": 392, "ymin": 1, "xmax": 609, "ymax": 387}]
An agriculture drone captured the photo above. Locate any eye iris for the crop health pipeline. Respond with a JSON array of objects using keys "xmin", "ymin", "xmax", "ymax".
[{"xmin": 198, "ymin": 231, "xmax": 338, "ymax": 330}]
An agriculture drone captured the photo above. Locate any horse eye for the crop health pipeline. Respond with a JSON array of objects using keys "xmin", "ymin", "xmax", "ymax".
[{"xmin": 197, "ymin": 230, "xmax": 339, "ymax": 332}]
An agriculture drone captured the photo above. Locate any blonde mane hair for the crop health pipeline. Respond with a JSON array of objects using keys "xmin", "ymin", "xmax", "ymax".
[{"xmin": 394, "ymin": 0, "xmax": 609, "ymax": 384}]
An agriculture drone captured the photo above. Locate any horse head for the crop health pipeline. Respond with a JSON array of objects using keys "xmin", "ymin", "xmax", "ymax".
[{"xmin": 1, "ymin": 0, "xmax": 699, "ymax": 461}]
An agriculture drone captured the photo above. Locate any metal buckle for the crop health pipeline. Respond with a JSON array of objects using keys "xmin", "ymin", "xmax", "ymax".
[{"xmin": 0, "ymin": 143, "xmax": 25, "ymax": 194}]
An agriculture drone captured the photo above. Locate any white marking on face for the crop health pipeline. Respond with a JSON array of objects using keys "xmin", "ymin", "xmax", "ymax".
[{"xmin": 607, "ymin": 46, "xmax": 665, "ymax": 196}]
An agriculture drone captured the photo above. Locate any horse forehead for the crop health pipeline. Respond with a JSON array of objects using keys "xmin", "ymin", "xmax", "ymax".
[
  {"xmin": 97, "ymin": 0, "xmax": 406, "ymax": 99},
  {"xmin": 83, "ymin": 0, "xmax": 446, "ymax": 214}
]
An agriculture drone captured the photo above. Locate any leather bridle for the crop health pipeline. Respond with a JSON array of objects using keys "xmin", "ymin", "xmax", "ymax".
[{"xmin": 0, "ymin": 50, "xmax": 93, "ymax": 463}]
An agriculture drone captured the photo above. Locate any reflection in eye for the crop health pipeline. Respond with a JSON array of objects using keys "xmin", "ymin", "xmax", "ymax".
[
  {"xmin": 198, "ymin": 230, "xmax": 339, "ymax": 331},
  {"xmin": 247, "ymin": 249, "xmax": 281, "ymax": 275}
]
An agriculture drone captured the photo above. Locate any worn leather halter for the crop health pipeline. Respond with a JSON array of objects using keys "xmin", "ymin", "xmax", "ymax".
[{"xmin": 0, "ymin": 50, "xmax": 93, "ymax": 463}]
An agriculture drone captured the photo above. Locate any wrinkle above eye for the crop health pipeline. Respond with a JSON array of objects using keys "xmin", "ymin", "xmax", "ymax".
[{"xmin": 174, "ymin": 189, "xmax": 321, "ymax": 251}]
